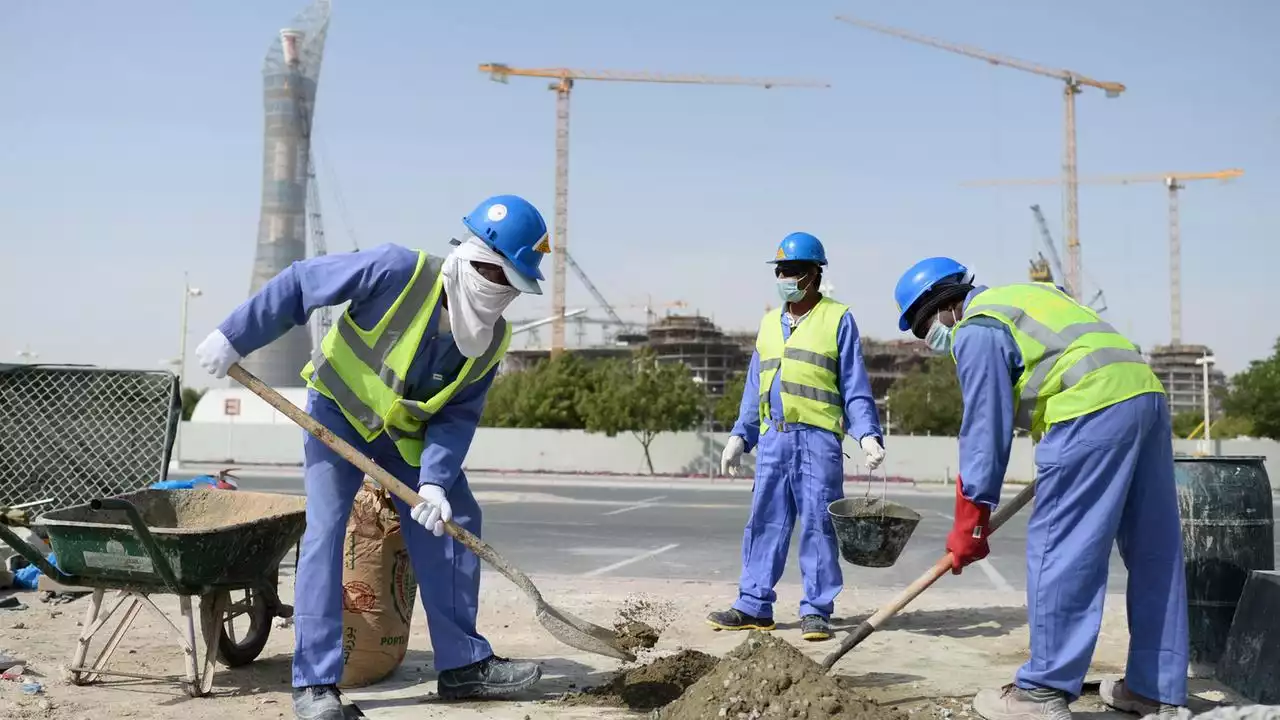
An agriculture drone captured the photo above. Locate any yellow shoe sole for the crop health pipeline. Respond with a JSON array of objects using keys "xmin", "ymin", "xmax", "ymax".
[
  {"xmin": 802, "ymin": 630, "xmax": 832, "ymax": 642},
  {"xmin": 706, "ymin": 619, "xmax": 776, "ymax": 632}
]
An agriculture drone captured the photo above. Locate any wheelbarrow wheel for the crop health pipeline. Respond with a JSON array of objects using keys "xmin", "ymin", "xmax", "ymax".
[{"xmin": 205, "ymin": 587, "xmax": 272, "ymax": 667}]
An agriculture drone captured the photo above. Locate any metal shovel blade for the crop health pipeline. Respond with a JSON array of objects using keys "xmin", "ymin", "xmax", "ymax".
[{"xmin": 537, "ymin": 602, "xmax": 635, "ymax": 662}]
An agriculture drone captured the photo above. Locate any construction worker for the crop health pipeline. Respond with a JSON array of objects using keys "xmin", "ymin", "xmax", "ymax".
[
  {"xmin": 710, "ymin": 232, "xmax": 885, "ymax": 642},
  {"xmin": 892, "ymin": 258, "xmax": 1188, "ymax": 720},
  {"xmin": 195, "ymin": 195, "xmax": 551, "ymax": 720}
]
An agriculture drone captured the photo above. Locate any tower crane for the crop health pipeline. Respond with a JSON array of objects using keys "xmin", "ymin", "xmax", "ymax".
[
  {"xmin": 1029, "ymin": 203, "xmax": 1107, "ymax": 313},
  {"xmin": 305, "ymin": 153, "xmax": 331, "ymax": 346},
  {"xmin": 966, "ymin": 168, "xmax": 1244, "ymax": 345},
  {"xmin": 564, "ymin": 250, "xmax": 629, "ymax": 335},
  {"xmin": 479, "ymin": 63, "xmax": 830, "ymax": 357},
  {"xmin": 834, "ymin": 15, "xmax": 1125, "ymax": 301}
]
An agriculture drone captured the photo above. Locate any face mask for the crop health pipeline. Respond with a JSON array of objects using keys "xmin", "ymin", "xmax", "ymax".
[
  {"xmin": 776, "ymin": 275, "xmax": 809, "ymax": 303},
  {"xmin": 924, "ymin": 308, "xmax": 958, "ymax": 355},
  {"xmin": 442, "ymin": 239, "xmax": 522, "ymax": 357}
]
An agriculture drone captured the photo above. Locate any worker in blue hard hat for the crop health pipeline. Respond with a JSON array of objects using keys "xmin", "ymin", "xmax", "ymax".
[
  {"xmin": 709, "ymin": 231, "xmax": 886, "ymax": 643},
  {"xmin": 893, "ymin": 258, "xmax": 1187, "ymax": 720},
  {"xmin": 195, "ymin": 194, "xmax": 551, "ymax": 720}
]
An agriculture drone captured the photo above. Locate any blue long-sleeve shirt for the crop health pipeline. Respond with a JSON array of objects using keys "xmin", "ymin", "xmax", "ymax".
[
  {"xmin": 730, "ymin": 307, "xmax": 883, "ymax": 451},
  {"xmin": 217, "ymin": 243, "xmax": 493, "ymax": 491},
  {"xmin": 953, "ymin": 286, "xmax": 1024, "ymax": 508}
]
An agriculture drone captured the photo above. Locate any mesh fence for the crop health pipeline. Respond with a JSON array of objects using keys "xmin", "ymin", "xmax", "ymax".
[{"xmin": 0, "ymin": 365, "xmax": 181, "ymax": 510}]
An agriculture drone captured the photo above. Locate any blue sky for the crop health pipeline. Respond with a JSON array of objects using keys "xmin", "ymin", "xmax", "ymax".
[{"xmin": 2, "ymin": 0, "xmax": 1276, "ymax": 383}]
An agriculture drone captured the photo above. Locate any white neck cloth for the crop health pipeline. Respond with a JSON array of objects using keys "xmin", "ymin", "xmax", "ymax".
[{"xmin": 441, "ymin": 236, "xmax": 521, "ymax": 358}]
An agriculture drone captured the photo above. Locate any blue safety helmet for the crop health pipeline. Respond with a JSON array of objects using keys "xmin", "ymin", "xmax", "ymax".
[
  {"xmin": 768, "ymin": 232, "xmax": 828, "ymax": 266},
  {"xmin": 460, "ymin": 194, "xmax": 550, "ymax": 295},
  {"xmin": 894, "ymin": 257, "xmax": 973, "ymax": 331}
]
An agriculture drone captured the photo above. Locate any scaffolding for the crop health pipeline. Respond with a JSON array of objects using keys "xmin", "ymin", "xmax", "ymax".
[{"xmin": 1148, "ymin": 344, "xmax": 1226, "ymax": 417}]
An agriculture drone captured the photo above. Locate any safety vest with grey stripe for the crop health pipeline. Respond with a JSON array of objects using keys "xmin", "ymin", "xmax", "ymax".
[
  {"xmin": 959, "ymin": 284, "xmax": 1149, "ymax": 431},
  {"xmin": 307, "ymin": 255, "xmax": 508, "ymax": 440},
  {"xmin": 758, "ymin": 349, "xmax": 842, "ymax": 408}
]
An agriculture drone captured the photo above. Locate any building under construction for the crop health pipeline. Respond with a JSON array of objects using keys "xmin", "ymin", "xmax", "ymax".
[{"xmin": 1148, "ymin": 344, "xmax": 1227, "ymax": 417}]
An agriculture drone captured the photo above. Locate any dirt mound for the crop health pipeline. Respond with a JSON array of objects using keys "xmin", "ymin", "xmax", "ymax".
[
  {"xmin": 616, "ymin": 620, "xmax": 660, "ymax": 653},
  {"xmin": 658, "ymin": 631, "xmax": 906, "ymax": 720},
  {"xmin": 561, "ymin": 649, "xmax": 718, "ymax": 711}
]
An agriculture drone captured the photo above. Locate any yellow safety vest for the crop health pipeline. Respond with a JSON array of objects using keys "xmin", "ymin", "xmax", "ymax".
[
  {"xmin": 300, "ymin": 251, "xmax": 510, "ymax": 466},
  {"xmin": 755, "ymin": 296, "xmax": 848, "ymax": 435},
  {"xmin": 953, "ymin": 282, "xmax": 1164, "ymax": 440}
]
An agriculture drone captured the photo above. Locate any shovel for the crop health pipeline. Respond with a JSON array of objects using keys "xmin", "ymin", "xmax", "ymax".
[
  {"xmin": 820, "ymin": 482, "xmax": 1036, "ymax": 672},
  {"xmin": 228, "ymin": 364, "xmax": 636, "ymax": 662}
]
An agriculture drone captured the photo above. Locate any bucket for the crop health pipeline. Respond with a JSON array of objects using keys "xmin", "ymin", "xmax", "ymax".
[{"xmin": 827, "ymin": 497, "xmax": 921, "ymax": 568}]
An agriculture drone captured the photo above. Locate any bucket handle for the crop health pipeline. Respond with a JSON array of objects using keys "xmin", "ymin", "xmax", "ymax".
[{"xmin": 90, "ymin": 498, "xmax": 181, "ymax": 593}]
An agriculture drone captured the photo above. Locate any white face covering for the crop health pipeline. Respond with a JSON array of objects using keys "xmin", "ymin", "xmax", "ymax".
[{"xmin": 441, "ymin": 236, "xmax": 522, "ymax": 358}]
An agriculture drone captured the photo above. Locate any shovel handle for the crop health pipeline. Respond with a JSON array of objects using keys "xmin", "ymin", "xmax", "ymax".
[{"xmin": 821, "ymin": 482, "xmax": 1036, "ymax": 672}]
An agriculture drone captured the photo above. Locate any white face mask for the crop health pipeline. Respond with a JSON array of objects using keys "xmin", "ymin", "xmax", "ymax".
[
  {"xmin": 441, "ymin": 237, "xmax": 521, "ymax": 358},
  {"xmin": 924, "ymin": 308, "xmax": 959, "ymax": 355}
]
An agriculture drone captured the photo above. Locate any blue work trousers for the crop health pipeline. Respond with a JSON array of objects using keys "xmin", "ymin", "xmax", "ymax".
[
  {"xmin": 1016, "ymin": 392, "xmax": 1188, "ymax": 704},
  {"xmin": 291, "ymin": 397, "xmax": 491, "ymax": 687},
  {"xmin": 733, "ymin": 425, "xmax": 845, "ymax": 620}
]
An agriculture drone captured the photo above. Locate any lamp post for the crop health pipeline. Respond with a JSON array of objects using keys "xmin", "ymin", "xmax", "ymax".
[
  {"xmin": 173, "ymin": 274, "xmax": 203, "ymax": 468},
  {"xmin": 1194, "ymin": 354, "xmax": 1216, "ymax": 453}
]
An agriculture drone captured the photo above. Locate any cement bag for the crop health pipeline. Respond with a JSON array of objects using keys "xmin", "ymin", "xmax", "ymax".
[{"xmin": 338, "ymin": 479, "xmax": 419, "ymax": 688}]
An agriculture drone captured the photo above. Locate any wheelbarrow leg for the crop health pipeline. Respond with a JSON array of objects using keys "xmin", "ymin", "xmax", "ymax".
[
  {"xmin": 83, "ymin": 594, "xmax": 144, "ymax": 683},
  {"xmin": 197, "ymin": 591, "xmax": 229, "ymax": 696},
  {"xmin": 179, "ymin": 596, "xmax": 202, "ymax": 697},
  {"xmin": 70, "ymin": 589, "xmax": 106, "ymax": 685}
]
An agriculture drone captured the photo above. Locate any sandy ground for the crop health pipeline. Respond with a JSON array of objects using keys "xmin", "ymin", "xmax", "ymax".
[{"xmin": 0, "ymin": 574, "xmax": 1255, "ymax": 720}]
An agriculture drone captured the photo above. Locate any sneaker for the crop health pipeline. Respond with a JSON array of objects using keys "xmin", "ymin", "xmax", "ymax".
[
  {"xmin": 800, "ymin": 614, "xmax": 832, "ymax": 642},
  {"xmin": 292, "ymin": 685, "xmax": 344, "ymax": 720},
  {"xmin": 1099, "ymin": 679, "xmax": 1183, "ymax": 718},
  {"xmin": 437, "ymin": 654, "xmax": 541, "ymax": 700},
  {"xmin": 972, "ymin": 683, "xmax": 1073, "ymax": 720},
  {"xmin": 705, "ymin": 608, "xmax": 776, "ymax": 632}
]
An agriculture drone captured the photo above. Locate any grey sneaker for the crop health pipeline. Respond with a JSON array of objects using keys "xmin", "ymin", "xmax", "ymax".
[
  {"xmin": 972, "ymin": 683, "xmax": 1073, "ymax": 720},
  {"xmin": 800, "ymin": 614, "xmax": 832, "ymax": 642},
  {"xmin": 705, "ymin": 608, "xmax": 776, "ymax": 631},
  {"xmin": 437, "ymin": 654, "xmax": 541, "ymax": 700},
  {"xmin": 292, "ymin": 684, "xmax": 344, "ymax": 720},
  {"xmin": 1099, "ymin": 679, "xmax": 1182, "ymax": 717}
]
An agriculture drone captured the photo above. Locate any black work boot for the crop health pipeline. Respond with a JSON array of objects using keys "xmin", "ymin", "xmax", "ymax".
[
  {"xmin": 706, "ymin": 607, "xmax": 776, "ymax": 631},
  {"xmin": 292, "ymin": 684, "xmax": 344, "ymax": 720},
  {"xmin": 800, "ymin": 614, "xmax": 833, "ymax": 641},
  {"xmin": 437, "ymin": 654, "xmax": 542, "ymax": 700}
]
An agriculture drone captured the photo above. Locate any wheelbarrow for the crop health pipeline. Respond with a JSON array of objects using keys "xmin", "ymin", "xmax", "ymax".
[{"xmin": 0, "ymin": 488, "xmax": 306, "ymax": 697}]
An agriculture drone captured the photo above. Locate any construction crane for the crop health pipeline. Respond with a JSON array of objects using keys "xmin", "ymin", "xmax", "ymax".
[
  {"xmin": 1029, "ymin": 203, "xmax": 1107, "ymax": 312},
  {"xmin": 305, "ymin": 153, "xmax": 332, "ymax": 346},
  {"xmin": 479, "ymin": 63, "xmax": 830, "ymax": 357},
  {"xmin": 966, "ymin": 169, "xmax": 1244, "ymax": 344},
  {"xmin": 833, "ymin": 15, "xmax": 1125, "ymax": 301},
  {"xmin": 564, "ymin": 250, "xmax": 628, "ymax": 332}
]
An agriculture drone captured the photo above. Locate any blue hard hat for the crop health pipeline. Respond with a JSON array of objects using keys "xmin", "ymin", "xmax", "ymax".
[
  {"xmin": 461, "ymin": 194, "xmax": 550, "ymax": 295},
  {"xmin": 894, "ymin": 257, "xmax": 972, "ymax": 331},
  {"xmin": 768, "ymin": 232, "xmax": 827, "ymax": 266}
]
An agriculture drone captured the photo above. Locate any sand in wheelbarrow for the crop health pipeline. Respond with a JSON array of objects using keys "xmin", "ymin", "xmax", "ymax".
[
  {"xmin": 560, "ymin": 649, "xmax": 719, "ymax": 710},
  {"xmin": 658, "ymin": 631, "xmax": 907, "ymax": 720}
]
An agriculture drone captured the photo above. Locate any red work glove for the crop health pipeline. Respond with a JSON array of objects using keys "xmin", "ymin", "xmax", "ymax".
[{"xmin": 945, "ymin": 476, "xmax": 991, "ymax": 575}]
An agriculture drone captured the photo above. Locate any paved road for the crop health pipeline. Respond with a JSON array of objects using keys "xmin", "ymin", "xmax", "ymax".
[{"xmin": 176, "ymin": 467, "xmax": 1280, "ymax": 601}]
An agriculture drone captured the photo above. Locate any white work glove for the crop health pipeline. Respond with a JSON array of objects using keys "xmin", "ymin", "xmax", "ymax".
[
  {"xmin": 860, "ymin": 435, "xmax": 886, "ymax": 471},
  {"xmin": 720, "ymin": 436, "xmax": 746, "ymax": 476},
  {"xmin": 410, "ymin": 484, "xmax": 452, "ymax": 537},
  {"xmin": 195, "ymin": 329, "xmax": 241, "ymax": 379}
]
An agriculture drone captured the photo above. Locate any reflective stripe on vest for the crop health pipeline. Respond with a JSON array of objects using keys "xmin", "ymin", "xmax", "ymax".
[
  {"xmin": 755, "ymin": 296, "xmax": 848, "ymax": 435},
  {"xmin": 954, "ymin": 283, "xmax": 1163, "ymax": 437}
]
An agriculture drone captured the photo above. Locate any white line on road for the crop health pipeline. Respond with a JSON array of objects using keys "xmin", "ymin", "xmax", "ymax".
[
  {"xmin": 974, "ymin": 558, "xmax": 1015, "ymax": 592},
  {"xmin": 602, "ymin": 495, "xmax": 667, "ymax": 516},
  {"xmin": 582, "ymin": 543, "xmax": 680, "ymax": 577}
]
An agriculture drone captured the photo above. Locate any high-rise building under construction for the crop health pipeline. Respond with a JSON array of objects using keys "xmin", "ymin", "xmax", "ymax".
[{"xmin": 239, "ymin": 0, "xmax": 331, "ymax": 388}]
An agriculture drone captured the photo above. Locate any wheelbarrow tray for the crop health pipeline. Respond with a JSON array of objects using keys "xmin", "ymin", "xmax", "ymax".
[{"xmin": 37, "ymin": 489, "xmax": 306, "ymax": 594}]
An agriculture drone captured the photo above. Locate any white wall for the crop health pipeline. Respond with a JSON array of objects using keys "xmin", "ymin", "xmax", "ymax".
[{"xmin": 176, "ymin": 422, "xmax": 1280, "ymax": 489}]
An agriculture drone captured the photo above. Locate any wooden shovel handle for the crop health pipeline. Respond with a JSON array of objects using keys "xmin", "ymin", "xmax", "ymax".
[{"xmin": 821, "ymin": 482, "xmax": 1036, "ymax": 672}]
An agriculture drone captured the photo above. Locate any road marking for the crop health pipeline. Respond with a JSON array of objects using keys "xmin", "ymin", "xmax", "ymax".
[
  {"xmin": 974, "ymin": 558, "xmax": 1015, "ymax": 592},
  {"xmin": 602, "ymin": 495, "xmax": 667, "ymax": 516},
  {"xmin": 582, "ymin": 543, "xmax": 680, "ymax": 577}
]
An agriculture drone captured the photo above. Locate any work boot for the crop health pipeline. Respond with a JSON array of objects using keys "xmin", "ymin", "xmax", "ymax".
[
  {"xmin": 437, "ymin": 654, "xmax": 542, "ymax": 700},
  {"xmin": 1099, "ymin": 679, "xmax": 1183, "ymax": 718},
  {"xmin": 292, "ymin": 684, "xmax": 344, "ymax": 720},
  {"xmin": 972, "ymin": 683, "xmax": 1073, "ymax": 720},
  {"xmin": 800, "ymin": 614, "xmax": 832, "ymax": 642},
  {"xmin": 705, "ymin": 608, "xmax": 776, "ymax": 632}
]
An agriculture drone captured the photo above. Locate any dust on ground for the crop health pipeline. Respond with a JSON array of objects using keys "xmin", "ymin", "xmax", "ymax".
[
  {"xmin": 658, "ymin": 631, "xmax": 907, "ymax": 720},
  {"xmin": 560, "ymin": 649, "xmax": 717, "ymax": 710}
]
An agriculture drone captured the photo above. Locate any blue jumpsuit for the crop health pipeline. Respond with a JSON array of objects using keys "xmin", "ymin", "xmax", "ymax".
[
  {"xmin": 729, "ymin": 309, "xmax": 883, "ymax": 621},
  {"xmin": 218, "ymin": 244, "xmax": 497, "ymax": 687},
  {"xmin": 954, "ymin": 287, "xmax": 1188, "ymax": 704}
]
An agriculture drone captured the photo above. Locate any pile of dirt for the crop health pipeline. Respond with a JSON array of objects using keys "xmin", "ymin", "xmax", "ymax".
[
  {"xmin": 616, "ymin": 620, "xmax": 661, "ymax": 653},
  {"xmin": 561, "ymin": 649, "xmax": 719, "ymax": 710},
  {"xmin": 658, "ymin": 632, "xmax": 907, "ymax": 720}
]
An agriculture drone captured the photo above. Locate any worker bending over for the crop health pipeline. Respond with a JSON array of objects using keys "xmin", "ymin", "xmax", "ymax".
[
  {"xmin": 196, "ymin": 195, "xmax": 551, "ymax": 720},
  {"xmin": 893, "ymin": 258, "xmax": 1188, "ymax": 720},
  {"xmin": 711, "ymin": 232, "xmax": 885, "ymax": 642}
]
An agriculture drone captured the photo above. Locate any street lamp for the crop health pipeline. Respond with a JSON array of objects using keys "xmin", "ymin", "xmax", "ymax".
[
  {"xmin": 15, "ymin": 348, "xmax": 38, "ymax": 363},
  {"xmin": 1194, "ymin": 354, "xmax": 1216, "ymax": 448},
  {"xmin": 173, "ymin": 274, "xmax": 203, "ymax": 469}
]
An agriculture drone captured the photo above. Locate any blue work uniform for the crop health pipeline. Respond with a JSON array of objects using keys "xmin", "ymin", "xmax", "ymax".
[
  {"xmin": 954, "ymin": 286, "xmax": 1188, "ymax": 704},
  {"xmin": 729, "ymin": 308, "xmax": 883, "ymax": 620},
  {"xmin": 218, "ymin": 244, "xmax": 496, "ymax": 687}
]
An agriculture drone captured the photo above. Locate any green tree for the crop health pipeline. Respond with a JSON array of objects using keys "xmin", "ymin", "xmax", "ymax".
[
  {"xmin": 481, "ymin": 354, "xmax": 599, "ymax": 429},
  {"xmin": 886, "ymin": 356, "xmax": 963, "ymax": 435},
  {"xmin": 180, "ymin": 387, "xmax": 206, "ymax": 421},
  {"xmin": 714, "ymin": 371, "xmax": 748, "ymax": 430},
  {"xmin": 1171, "ymin": 410, "xmax": 1204, "ymax": 438},
  {"xmin": 1222, "ymin": 338, "xmax": 1280, "ymax": 440},
  {"xmin": 581, "ymin": 351, "xmax": 706, "ymax": 474}
]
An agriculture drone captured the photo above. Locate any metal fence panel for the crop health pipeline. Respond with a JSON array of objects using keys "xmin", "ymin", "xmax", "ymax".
[{"xmin": 0, "ymin": 365, "xmax": 180, "ymax": 509}]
